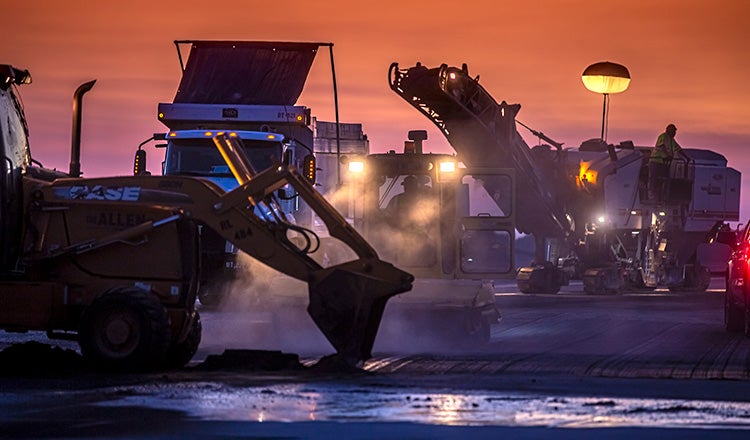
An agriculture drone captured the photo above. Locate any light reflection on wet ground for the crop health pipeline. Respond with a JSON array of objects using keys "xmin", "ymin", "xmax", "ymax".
[
  {"xmin": 94, "ymin": 381, "xmax": 750, "ymax": 429},
  {"xmin": 3, "ymin": 277, "xmax": 748, "ymax": 437}
]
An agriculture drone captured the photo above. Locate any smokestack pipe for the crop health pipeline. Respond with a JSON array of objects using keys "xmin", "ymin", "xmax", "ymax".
[
  {"xmin": 69, "ymin": 80, "xmax": 96, "ymax": 178},
  {"xmin": 408, "ymin": 130, "xmax": 428, "ymax": 154}
]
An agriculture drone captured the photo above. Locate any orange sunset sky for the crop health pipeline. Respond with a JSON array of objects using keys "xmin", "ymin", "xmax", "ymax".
[{"xmin": 6, "ymin": 0, "xmax": 750, "ymax": 219}]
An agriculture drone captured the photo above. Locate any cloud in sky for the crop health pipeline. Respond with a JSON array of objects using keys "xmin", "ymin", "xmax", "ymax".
[{"xmin": 5, "ymin": 0, "xmax": 750, "ymax": 217}]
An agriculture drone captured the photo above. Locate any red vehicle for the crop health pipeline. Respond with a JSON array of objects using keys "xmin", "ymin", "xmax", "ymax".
[{"xmin": 725, "ymin": 223, "xmax": 749, "ymax": 334}]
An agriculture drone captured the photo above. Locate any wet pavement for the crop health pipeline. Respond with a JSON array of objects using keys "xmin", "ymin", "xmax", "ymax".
[
  {"xmin": 2, "ymin": 279, "xmax": 750, "ymax": 438},
  {"xmin": 76, "ymin": 376, "xmax": 750, "ymax": 428},
  {"xmin": 3, "ymin": 367, "xmax": 750, "ymax": 438}
]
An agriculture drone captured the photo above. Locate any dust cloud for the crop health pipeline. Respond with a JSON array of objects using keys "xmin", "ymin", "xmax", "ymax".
[
  {"xmin": 319, "ymin": 179, "xmax": 489, "ymax": 355},
  {"xmin": 199, "ymin": 179, "xmax": 491, "ymax": 359},
  {"xmin": 325, "ymin": 176, "xmax": 441, "ymax": 269},
  {"xmin": 197, "ymin": 251, "xmax": 332, "ymax": 358}
]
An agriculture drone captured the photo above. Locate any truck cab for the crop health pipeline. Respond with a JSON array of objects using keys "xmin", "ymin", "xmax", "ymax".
[{"xmin": 139, "ymin": 103, "xmax": 317, "ymax": 305}]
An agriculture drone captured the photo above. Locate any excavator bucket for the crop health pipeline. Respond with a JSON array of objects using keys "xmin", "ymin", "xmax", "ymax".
[
  {"xmin": 308, "ymin": 259, "xmax": 413, "ymax": 365},
  {"xmin": 209, "ymin": 133, "xmax": 414, "ymax": 366}
]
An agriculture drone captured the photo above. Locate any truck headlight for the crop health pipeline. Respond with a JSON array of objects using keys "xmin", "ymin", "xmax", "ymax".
[
  {"xmin": 348, "ymin": 161, "xmax": 364, "ymax": 174},
  {"xmin": 437, "ymin": 160, "xmax": 457, "ymax": 182}
]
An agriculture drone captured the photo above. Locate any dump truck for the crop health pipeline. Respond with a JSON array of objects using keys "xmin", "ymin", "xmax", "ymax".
[
  {"xmin": 136, "ymin": 40, "xmax": 326, "ymax": 306},
  {"xmin": 0, "ymin": 64, "xmax": 413, "ymax": 371},
  {"xmin": 389, "ymin": 62, "xmax": 740, "ymax": 294}
]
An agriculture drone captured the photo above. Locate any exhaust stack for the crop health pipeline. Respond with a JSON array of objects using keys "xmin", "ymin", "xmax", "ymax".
[{"xmin": 69, "ymin": 80, "xmax": 96, "ymax": 178}]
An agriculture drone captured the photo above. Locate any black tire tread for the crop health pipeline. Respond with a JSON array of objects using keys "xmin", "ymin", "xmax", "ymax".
[
  {"xmin": 165, "ymin": 312, "xmax": 202, "ymax": 369},
  {"xmin": 79, "ymin": 287, "xmax": 171, "ymax": 372}
]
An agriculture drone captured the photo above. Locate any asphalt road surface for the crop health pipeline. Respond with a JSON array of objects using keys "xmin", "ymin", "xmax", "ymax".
[
  {"xmin": 2, "ymin": 278, "xmax": 750, "ymax": 439},
  {"xmin": 369, "ymin": 279, "xmax": 750, "ymax": 379}
]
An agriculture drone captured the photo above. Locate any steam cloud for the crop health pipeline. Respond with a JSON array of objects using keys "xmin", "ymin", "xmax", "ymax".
[{"xmin": 198, "ymin": 179, "xmax": 489, "ymax": 359}]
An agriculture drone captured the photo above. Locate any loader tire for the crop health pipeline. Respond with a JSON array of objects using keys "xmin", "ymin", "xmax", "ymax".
[
  {"xmin": 79, "ymin": 288, "xmax": 171, "ymax": 372},
  {"xmin": 165, "ymin": 312, "xmax": 202, "ymax": 369}
]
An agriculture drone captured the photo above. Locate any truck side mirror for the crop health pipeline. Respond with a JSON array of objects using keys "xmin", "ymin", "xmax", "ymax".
[{"xmin": 282, "ymin": 149, "xmax": 293, "ymax": 167}]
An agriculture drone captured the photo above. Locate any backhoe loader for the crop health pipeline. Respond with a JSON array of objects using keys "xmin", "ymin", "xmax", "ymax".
[{"xmin": 0, "ymin": 64, "xmax": 413, "ymax": 371}]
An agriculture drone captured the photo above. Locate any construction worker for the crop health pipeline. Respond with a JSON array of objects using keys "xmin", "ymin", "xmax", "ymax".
[
  {"xmin": 384, "ymin": 175, "xmax": 437, "ymax": 265},
  {"xmin": 648, "ymin": 123, "xmax": 686, "ymax": 202},
  {"xmin": 386, "ymin": 175, "xmax": 430, "ymax": 226}
]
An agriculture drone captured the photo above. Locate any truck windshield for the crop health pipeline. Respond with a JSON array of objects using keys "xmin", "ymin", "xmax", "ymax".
[{"xmin": 164, "ymin": 138, "xmax": 283, "ymax": 176}]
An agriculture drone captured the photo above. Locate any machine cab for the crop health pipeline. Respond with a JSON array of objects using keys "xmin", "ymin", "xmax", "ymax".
[
  {"xmin": 0, "ymin": 66, "xmax": 32, "ymax": 273},
  {"xmin": 347, "ymin": 149, "xmax": 516, "ymax": 281}
]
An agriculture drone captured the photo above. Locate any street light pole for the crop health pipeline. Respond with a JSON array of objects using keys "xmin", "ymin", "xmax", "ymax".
[
  {"xmin": 600, "ymin": 93, "xmax": 608, "ymax": 140},
  {"xmin": 582, "ymin": 61, "xmax": 631, "ymax": 142}
]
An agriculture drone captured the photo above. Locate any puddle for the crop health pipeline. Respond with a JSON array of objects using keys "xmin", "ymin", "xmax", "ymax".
[{"xmin": 95, "ymin": 381, "xmax": 750, "ymax": 428}]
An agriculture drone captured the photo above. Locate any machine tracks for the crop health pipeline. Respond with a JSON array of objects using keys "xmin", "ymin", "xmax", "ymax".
[
  {"xmin": 364, "ymin": 340, "xmax": 750, "ymax": 379},
  {"xmin": 365, "ymin": 286, "xmax": 750, "ymax": 380}
]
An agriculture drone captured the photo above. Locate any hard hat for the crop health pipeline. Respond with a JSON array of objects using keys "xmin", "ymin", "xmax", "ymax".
[{"xmin": 402, "ymin": 175, "xmax": 417, "ymax": 186}]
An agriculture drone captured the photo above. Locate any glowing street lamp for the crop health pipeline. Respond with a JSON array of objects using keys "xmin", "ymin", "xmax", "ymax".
[{"xmin": 582, "ymin": 61, "xmax": 630, "ymax": 141}]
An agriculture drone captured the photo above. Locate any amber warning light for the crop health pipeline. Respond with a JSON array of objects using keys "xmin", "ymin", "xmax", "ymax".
[
  {"xmin": 303, "ymin": 154, "xmax": 316, "ymax": 184},
  {"xmin": 133, "ymin": 149, "xmax": 147, "ymax": 175}
]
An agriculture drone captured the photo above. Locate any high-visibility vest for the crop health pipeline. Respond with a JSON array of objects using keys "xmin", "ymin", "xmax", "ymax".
[{"xmin": 650, "ymin": 133, "xmax": 680, "ymax": 164}]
